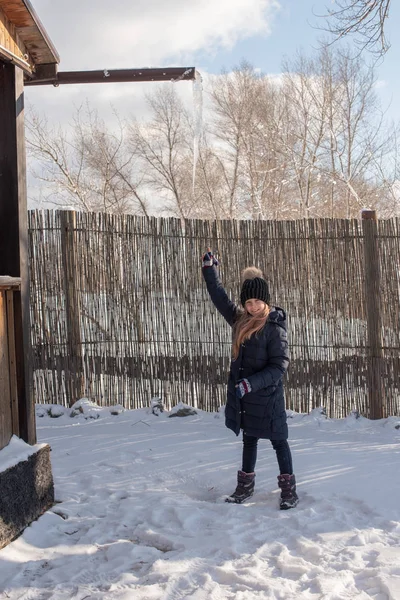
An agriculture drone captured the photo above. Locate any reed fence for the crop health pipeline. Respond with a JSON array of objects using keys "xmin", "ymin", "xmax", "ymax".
[{"xmin": 28, "ymin": 210, "xmax": 400, "ymax": 418}]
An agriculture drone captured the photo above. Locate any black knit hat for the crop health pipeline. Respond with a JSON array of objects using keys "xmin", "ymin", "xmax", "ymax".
[{"xmin": 240, "ymin": 277, "xmax": 270, "ymax": 307}]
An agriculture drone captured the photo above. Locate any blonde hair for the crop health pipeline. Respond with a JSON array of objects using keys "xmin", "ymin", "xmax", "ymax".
[{"xmin": 232, "ymin": 266, "xmax": 270, "ymax": 360}]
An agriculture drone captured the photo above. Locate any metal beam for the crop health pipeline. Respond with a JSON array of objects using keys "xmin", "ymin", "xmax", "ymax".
[{"xmin": 24, "ymin": 66, "xmax": 197, "ymax": 86}]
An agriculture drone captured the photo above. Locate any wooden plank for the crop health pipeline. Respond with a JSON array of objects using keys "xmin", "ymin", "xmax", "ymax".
[
  {"xmin": 0, "ymin": 276, "xmax": 21, "ymax": 290},
  {"xmin": 6, "ymin": 290, "xmax": 19, "ymax": 436},
  {"xmin": 60, "ymin": 211, "xmax": 84, "ymax": 406},
  {"xmin": 15, "ymin": 64, "xmax": 35, "ymax": 443},
  {"xmin": 0, "ymin": 9, "xmax": 6, "ymax": 45},
  {"xmin": 362, "ymin": 210, "xmax": 384, "ymax": 419},
  {"xmin": 0, "ymin": 291, "xmax": 12, "ymax": 450},
  {"xmin": 0, "ymin": 63, "xmax": 35, "ymax": 444},
  {"xmin": 0, "ymin": 64, "xmax": 20, "ymax": 278},
  {"xmin": 0, "ymin": 6, "xmax": 33, "ymax": 72},
  {"xmin": 13, "ymin": 289, "xmax": 35, "ymax": 443}
]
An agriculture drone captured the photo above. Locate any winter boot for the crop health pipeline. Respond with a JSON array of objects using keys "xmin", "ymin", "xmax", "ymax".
[
  {"xmin": 225, "ymin": 471, "xmax": 255, "ymax": 504},
  {"xmin": 277, "ymin": 474, "xmax": 299, "ymax": 510}
]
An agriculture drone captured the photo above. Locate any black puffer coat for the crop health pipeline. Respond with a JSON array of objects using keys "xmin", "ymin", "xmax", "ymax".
[{"xmin": 202, "ymin": 265, "xmax": 290, "ymax": 440}]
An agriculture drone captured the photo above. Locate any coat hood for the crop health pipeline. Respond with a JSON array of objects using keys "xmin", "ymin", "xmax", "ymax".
[{"xmin": 268, "ymin": 306, "xmax": 287, "ymax": 330}]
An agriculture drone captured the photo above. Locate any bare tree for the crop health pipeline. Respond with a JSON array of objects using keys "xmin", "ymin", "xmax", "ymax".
[
  {"xmin": 322, "ymin": 49, "xmax": 399, "ymax": 217},
  {"xmin": 127, "ymin": 86, "xmax": 194, "ymax": 218},
  {"xmin": 366, "ymin": 127, "xmax": 400, "ymax": 217},
  {"xmin": 26, "ymin": 104, "xmax": 148, "ymax": 215},
  {"xmin": 318, "ymin": 0, "xmax": 391, "ymax": 56},
  {"xmin": 27, "ymin": 51, "xmax": 399, "ymax": 221},
  {"xmin": 128, "ymin": 85, "xmax": 233, "ymax": 219},
  {"xmin": 279, "ymin": 46, "xmax": 399, "ymax": 218},
  {"xmin": 208, "ymin": 62, "xmax": 293, "ymax": 219},
  {"xmin": 278, "ymin": 51, "xmax": 333, "ymax": 218},
  {"xmin": 235, "ymin": 72, "xmax": 294, "ymax": 219},
  {"xmin": 190, "ymin": 142, "xmax": 234, "ymax": 219},
  {"xmin": 209, "ymin": 62, "xmax": 260, "ymax": 218}
]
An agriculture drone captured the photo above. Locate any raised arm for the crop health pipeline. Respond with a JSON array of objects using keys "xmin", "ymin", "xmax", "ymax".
[{"xmin": 202, "ymin": 250, "xmax": 239, "ymax": 327}]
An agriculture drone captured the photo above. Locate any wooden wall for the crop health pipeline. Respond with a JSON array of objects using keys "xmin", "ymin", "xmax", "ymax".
[
  {"xmin": 0, "ymin": 280, "xmax": 20, "ymax": 450},
  {"xmin": 0, "ymin": 291, "xmax": 13, "ymax": 449},
  {"xmin": 0, "ymin": 6, "xmax": 33, "ymax": 71}
]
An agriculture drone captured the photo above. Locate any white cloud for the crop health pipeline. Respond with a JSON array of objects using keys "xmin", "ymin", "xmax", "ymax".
[
  {"xmin": 33, "ymin": 0, "xmax": 280, "ymax": 69},
  {"xmin": 26, "ymin": 1, "xmax": 280, "ymax": 125}
]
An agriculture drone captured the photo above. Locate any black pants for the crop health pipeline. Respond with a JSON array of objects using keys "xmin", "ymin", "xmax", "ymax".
[{"xmin": 242, "ymin": 432, "xmax": 293, "ymax": 475}]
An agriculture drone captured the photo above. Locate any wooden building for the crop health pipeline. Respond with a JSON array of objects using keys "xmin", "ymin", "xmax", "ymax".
[{"xmin": 0, "ymin": 0, "xmax": 59, "ymax": 549}]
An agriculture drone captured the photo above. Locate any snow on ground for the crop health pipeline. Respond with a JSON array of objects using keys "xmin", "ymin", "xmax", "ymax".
[{"xmin": 0, "ymin": 400, "xmax": 399, "ymax": 600}]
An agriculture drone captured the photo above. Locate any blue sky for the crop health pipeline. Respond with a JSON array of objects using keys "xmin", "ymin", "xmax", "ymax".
[
  {"xmin": 202, "ymin": 0, "xmax": 400, "ymax": 124},
  {"xmin": 198, "ymin": 0, "xmax": 323, "ymax": 73}
]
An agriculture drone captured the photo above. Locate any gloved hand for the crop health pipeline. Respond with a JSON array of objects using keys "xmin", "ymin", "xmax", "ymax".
[
  {"xmin": 202, "ymin": 248, "xmax": 219, "ymax": 268},
  {"xmin": 235, "ymin": 378, "xmax": 252, "ymax": 399}
]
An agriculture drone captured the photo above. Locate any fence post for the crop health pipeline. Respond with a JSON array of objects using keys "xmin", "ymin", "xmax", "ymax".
[
  {"xmin": 361, "ymin": 209, "xmax": 384, "ymax": 419},
  {"xmin": 60, "ymin": 211, "xmax": 84, "ymax": 406}
]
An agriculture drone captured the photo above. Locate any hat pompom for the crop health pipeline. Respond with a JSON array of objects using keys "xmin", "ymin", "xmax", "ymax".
[
  {"xmin": 240, "ymin": 276, "xmax": 270, "ymax": 307},
  {"xmin": 241, "ymin": 266, "xmax": 264, "ymax": 283}
]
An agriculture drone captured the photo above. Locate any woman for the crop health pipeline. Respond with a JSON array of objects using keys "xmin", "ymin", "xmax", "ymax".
[{"xmin": 202, "ymin": 249, "xmax": 298, "ymax": 509}]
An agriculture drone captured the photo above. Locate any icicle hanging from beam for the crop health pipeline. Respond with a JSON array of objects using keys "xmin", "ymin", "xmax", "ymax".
[{"xmin": 192, "ymin": 71, "xmax": 203, "ymax": 195}]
